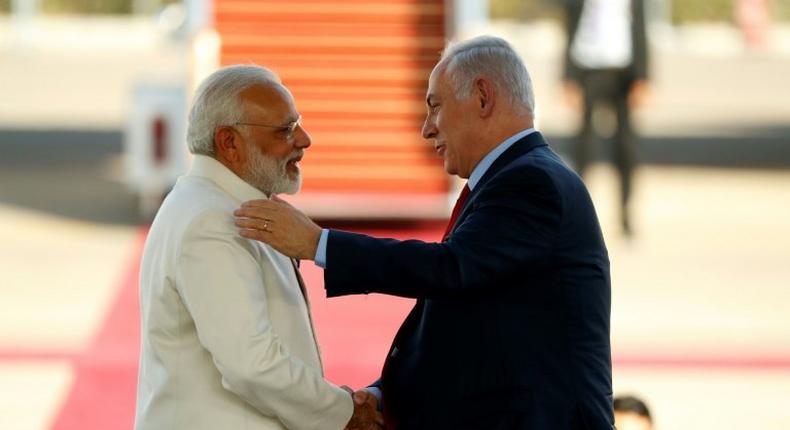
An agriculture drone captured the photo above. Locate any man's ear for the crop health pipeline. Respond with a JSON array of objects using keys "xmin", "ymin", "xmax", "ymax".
[
  {"xmin": 476, "ymin": 77, "xmax": 496, "ymax": 118},
  {"xmin": 214, "ymin": 126, "xmax": 241, "ymax": 163}
]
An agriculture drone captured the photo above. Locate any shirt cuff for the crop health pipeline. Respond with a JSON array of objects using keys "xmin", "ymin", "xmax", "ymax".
[
  {"xmin": 366, "ymin": 386, "xmax": 383, "ymax": 411},
  {"xmin": 315, "ymin": 228, "xmax": 329, "ymax": 268}
]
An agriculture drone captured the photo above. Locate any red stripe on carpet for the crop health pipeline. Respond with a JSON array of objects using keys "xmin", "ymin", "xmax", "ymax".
[{"xmin": 5, "ymin": 350, "xmax": 790, "ymax": 372}]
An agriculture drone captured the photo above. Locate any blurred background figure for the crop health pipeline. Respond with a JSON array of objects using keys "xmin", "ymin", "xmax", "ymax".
[
  {"xmin": 561, "ymin": 0, "xmax": 649, "ymax": 236},
  {"xmin": 736, "ymin": 0, "xmax": 773, "ymax": 49},
  {"xmin": 613, "ymin": 395, "xmax": 653, "ymax": 430}
]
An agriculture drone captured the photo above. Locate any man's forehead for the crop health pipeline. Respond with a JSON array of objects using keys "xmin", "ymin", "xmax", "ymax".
[
  {"xmin": 241, "ymin": 84, "xmax": 297, "ymax": 119},
  {"xmin": 243, "ymin": 83, "xmax": 290, "ymax": 102},
  {"xmin": 425, "ymin": 62, "xmax": 448, "ymax": 101},
  {"xmin": 428, "ymin": 61, "xmax": 448, "ymax": 83}
]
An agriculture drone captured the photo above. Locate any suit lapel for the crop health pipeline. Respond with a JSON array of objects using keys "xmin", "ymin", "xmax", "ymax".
[{"xmin": 452, "ymin": 132, "xmax": 549, "ymax": 233}]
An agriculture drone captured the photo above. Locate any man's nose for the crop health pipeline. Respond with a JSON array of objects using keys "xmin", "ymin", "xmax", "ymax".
[
  {"xmin": 421, "ymin": 117, "xmax": 437, "ymax": 139},
  {"xmin": 295, "ymin": 126, "xmax": 311, "ymax": 149}
]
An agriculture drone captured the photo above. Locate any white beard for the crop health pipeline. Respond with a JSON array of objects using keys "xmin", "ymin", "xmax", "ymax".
[{"xmin": 243, "ymin": 145, "xmax": 302, "ymax": 196}]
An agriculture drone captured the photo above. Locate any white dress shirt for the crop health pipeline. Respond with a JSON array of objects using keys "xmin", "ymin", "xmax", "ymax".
[{"xmin": 570, "ymin": 0, "xmax": 633, "ymax": 69}]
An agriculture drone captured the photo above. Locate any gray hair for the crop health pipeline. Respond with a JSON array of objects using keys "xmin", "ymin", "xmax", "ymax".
[
  {"xmin": 440, "ymin": 36, "xmax": 535, "ymax": 116},
  {"xmin": 187, "ymin": 65, "xmax": 281, "ymax": 156}
]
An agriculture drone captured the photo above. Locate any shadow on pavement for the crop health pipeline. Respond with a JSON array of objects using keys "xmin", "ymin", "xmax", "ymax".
[
  {"xmin": 0, "ymin": 128, "xmax": 141, "ymax": 226},
  {"xmin": 1, "ymin": 125, "xmax": 788, "ymax": 226},
  {"xmin": 549, "ymin": 124, "xmax": 790, "ymax": 170}
]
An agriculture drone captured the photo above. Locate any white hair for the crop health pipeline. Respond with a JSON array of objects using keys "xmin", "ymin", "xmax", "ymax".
[
  {"xmin": 186, "ymin": 64, "xmax": 281, "ymax": 156},
  {"xmin": 440, "ymin": 36, "xmax": 535, "ymax": 116}
]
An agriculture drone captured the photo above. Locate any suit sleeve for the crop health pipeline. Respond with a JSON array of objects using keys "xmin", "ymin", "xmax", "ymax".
[
  {"xmin": 325, "ymin": 165, "xmax": 562, "ymax": 299},
  {"xmin": 175, "ymin": 210, "xmax": 353, "ymax": 430}
]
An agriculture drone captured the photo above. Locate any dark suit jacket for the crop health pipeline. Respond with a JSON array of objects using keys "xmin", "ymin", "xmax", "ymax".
[
  {"xmin": 324, "ymin": 132, "xmax": 613, "ymax": 430},
  {"xmin": 563, "ymin": 0, "xmax": 649, "ymax": 84}
]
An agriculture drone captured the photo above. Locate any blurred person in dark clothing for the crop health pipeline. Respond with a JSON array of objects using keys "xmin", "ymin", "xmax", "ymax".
[
  {"xmin": 613, "ymin": 395, "xmax": 653, "ymax": 430},
  {"xmin": 562, "ymin": 0, "xmax": 650, "ymax": 236}
]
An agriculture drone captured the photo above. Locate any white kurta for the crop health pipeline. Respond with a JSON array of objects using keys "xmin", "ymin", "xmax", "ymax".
[{"xmin": 135, "ymin": 155, "xmax": 352, "ymax": 430}]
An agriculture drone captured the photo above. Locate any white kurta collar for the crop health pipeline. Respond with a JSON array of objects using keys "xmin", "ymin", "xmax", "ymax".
[{"xmin": 188, "ymin": 154, "xmax": 269, "ymax": 203}]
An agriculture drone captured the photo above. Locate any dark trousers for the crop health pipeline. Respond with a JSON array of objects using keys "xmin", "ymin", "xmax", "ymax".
[{"xmin": 574, "ymin": 68, "xmax": 636, "ymax": 232}]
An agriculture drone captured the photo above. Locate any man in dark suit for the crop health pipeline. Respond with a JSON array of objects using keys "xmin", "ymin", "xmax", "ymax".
[
  {"xmin": 562, "ymin": 0, "xmax": 649, "ymax": 235},
  {"xmin": 235, "ymin": 36, "xmax": 614, "ymax": 430}
]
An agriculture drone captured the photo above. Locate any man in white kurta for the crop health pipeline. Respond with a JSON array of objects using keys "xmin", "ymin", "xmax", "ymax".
[{"xmin": 135, "ymin": 65, "xmax": 377, "ymax": 430}]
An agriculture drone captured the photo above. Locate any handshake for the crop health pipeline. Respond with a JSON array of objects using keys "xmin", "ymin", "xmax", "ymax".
[{"xmin": 342, "ymin": 387, "xmax": 384, "ymax": 430}]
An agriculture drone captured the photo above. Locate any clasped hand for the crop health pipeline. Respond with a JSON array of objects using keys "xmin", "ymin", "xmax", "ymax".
[{"xmin": 342, "ymin": 387, "xmax": 384, "ymax": 430}]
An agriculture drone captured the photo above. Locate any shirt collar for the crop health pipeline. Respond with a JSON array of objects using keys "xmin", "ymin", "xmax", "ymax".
[
  {"xmin": 467, "ymin": 128, "xmax": 536, "ymax": 190},
  {"xmin": 187, "ymin": 154, "xmax": 269, "ymax": 203}
]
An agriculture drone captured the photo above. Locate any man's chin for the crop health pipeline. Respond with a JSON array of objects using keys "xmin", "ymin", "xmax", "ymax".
[
  {"xmin": 443, "ymin": 160, "xmax": 457, "ymax": 176},
  {"xmin": 278, "ymin": 175, "xmax": 302, "ymax": 195}
]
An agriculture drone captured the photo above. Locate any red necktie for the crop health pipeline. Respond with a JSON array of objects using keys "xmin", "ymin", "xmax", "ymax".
[{"xmin": 442, "ymin": 184, "xmax": 471, "ymax": 241}]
